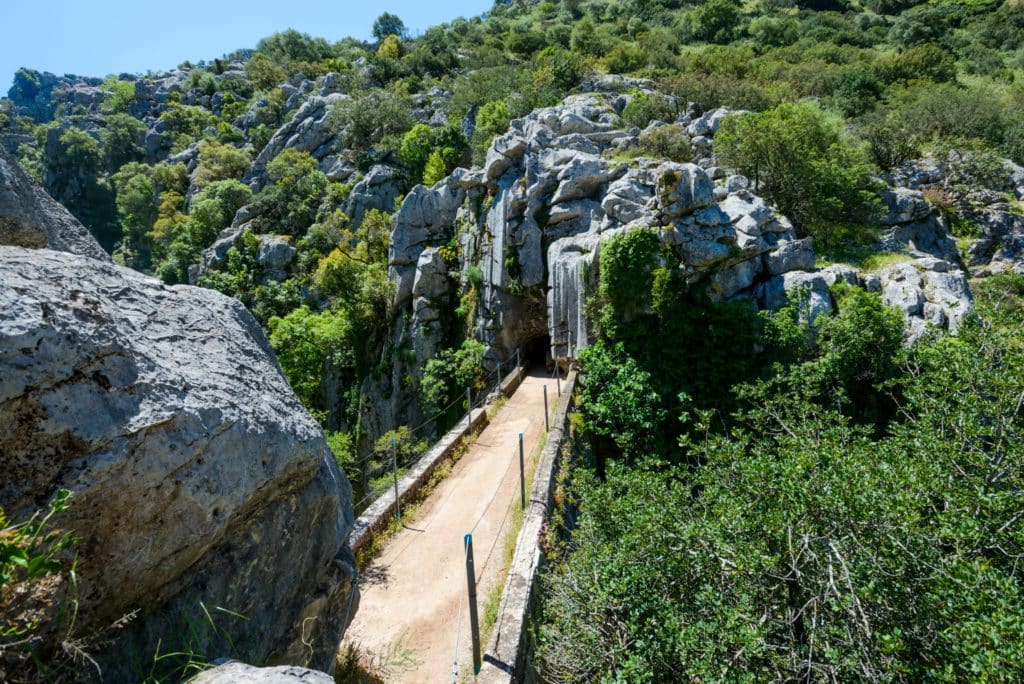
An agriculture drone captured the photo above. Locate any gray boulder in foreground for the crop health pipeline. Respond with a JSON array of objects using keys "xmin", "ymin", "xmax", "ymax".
[
  {"xmin": 0, "ymin": 148, "xmax": 110, "ymax": 262},
  {"xmin": 0, "ymin": 247, "xmax": 356, "ymax": 677},
  {"xmin": 192, "ymin": 662, "xmax": 334, "ymax": 684}
]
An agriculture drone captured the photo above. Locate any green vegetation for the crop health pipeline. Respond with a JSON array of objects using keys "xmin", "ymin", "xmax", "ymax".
[
  {"xmin": 1, "ymin": 490, "xmax": 79, "ymax": 680},
  {"xmin": 7, "ymin": 0, "xmax": 1024, "ymax": 678},
  {"xmin": 538, "ymin": 234, "xmax": 1024, "ymax": 679},
  {"xmin": 715, "ymin": 102, "xmax": 882, "ymax": 243}
]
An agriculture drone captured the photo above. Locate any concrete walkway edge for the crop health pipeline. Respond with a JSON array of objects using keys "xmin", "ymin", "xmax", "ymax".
[{"xmin": 479, "ymin": 371, "xmax": 577, "ymax": 683}]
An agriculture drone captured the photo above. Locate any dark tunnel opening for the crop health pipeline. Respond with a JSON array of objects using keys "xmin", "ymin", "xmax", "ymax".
[{"xmin": 522, "ymin": 334, "xmax": 552, "ymax": 369}]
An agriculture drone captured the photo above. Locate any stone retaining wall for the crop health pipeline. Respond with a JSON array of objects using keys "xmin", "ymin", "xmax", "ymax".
[{"xmin": 479, "ymin": 371, "xmax": 578, "ymax": 683}]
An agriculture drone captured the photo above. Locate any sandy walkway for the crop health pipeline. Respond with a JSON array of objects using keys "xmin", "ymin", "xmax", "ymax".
[{"xmin": 342, "ymin": 370, "xmax": 554, "ymax": 683}]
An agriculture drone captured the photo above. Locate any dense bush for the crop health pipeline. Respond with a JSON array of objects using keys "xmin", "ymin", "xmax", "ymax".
[
  {"xmin": 715, "ymin": 102, "xmax": 882, "ymax": 240},
  {"xmin": 539, "ymin": 286, "xmax": 1024, "ymax": 681}
]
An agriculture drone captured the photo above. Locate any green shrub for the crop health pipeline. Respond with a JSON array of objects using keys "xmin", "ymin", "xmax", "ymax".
[
  {"xmin": 685, "ymin": 0, "xmax": 743, "ymax": 44},
  {"xmin": 100, "ymin": 76, "xmax": 137, "ymax": 114},
  {"xmin": 1, "ymin": 489, "xmax": 77, "ymax": 679},
  {"xmin": 577, "ymin": 340, "xmax": 665, "ymax": 462},
  {"xmin": 419, "ymin": 340, "xmax": 487, "ymax": 417},
  {"xmin": 620, "ymin": 91, "xmax": 678, "ymax": 129},
  {"xmin": 715, "ymin": 102, "xmax": 882, "ymax": 239},
  {"xmin": 633, "ymin": 124, "xmax": 693, "ymax": 162}
]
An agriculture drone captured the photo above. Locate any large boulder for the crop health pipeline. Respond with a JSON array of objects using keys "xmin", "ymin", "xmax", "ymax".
[
  {"xmin": 878, "ymin": 258, "xmax": 974, "ymax": 340},
  {"xmin": 346, "ymin": 165, "xmax": 404, "ymax": 226},
  {"xmin": 193, "ymin": 662, "xmax": 334, "ymax": 684},
  {"xmin": 0, "ymin": 247, "xmax": 356, "ymax": 677},
  {"xmin": 0, "ymin": 149, "xmax": 110, "ymax": 261}
]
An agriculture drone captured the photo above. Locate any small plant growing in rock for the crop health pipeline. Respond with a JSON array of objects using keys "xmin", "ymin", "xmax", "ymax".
[{"xmin": 1, "ymin": 489, "xmax": 81, "ymax": 682}]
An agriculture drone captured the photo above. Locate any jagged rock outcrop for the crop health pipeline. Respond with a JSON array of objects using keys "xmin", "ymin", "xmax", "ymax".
[
  {"xmin": 245, "ymin": 93, "xmax": 349, "ymax": 191},
  {"xmin": 0, "ymin": 148, "xmax": 110, "ymax": 261},
  {"xmin": 377, "ymin": 93, "xmax": 994, "ymax": 438},
  {"xmin": 0, "ymin": 247, "xmax": 357, "ymax": 677},
  {"xmin": 967, "ymin": 209, "xmax": 1024, "ymax": 276},
  {"xmin": 374, "ymin": 93, "xmax": 818, "ymax": 434},
  {"xmin": 878, "ymin": 257, "xmax": 974, "ymax": 339},
  {"xmin": 346, "ymin": 164, "xmax": 403, "ymax": 224}
]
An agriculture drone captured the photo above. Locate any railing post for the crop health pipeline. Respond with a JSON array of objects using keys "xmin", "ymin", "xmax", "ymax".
[
  {"xmin": 466, "ymin": 387, "xmax": 472, "ymax": 428},
  {"xmin": 464, "ymin": 534, "xmax": 482, "ymax": 675},
  {"xmin": 519, "ymin": 432, "xmax": 526, "ymax": 510},
  {"xmin": 544, "ymin": 384, "xmax": 549, "ymax": 431},
  {"xmin": 516, "ymin": 347, "xmax": 521, "ymax": 369},
  {"xmin": 556, "ymin": 368, "xmax": 561, "ymax": 396},
  {"xmin": 392, "ymin": 437, "xmax": 400, "ymax": 520}
]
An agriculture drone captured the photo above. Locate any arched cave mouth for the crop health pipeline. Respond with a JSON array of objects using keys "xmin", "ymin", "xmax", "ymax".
[{"xmin": 522, "ymin": 334, "xmax": 552, "ymax": 370}]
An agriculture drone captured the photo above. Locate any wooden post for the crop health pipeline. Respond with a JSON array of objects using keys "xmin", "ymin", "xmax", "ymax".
[
  {"xmin": 466, "ymin": 387, "xmax": 472, "ymax": 428},
  {"xmin": 544, "ymin": 384, "xmax": 549, "ymax": 431},
  {"xmin": 556, "ymin": 369, "xmax": 561, "ymax": 396},
  {"xmin": 464, "ymin": 533, "xmax": 482, "ymax": 675},
  {"xmin": 392, "ymin": 437, "xmax": 400, "ymax": 520},
  {"xmin": 518, "ymin": 432, "xmax": 526, "ymax": 510}
]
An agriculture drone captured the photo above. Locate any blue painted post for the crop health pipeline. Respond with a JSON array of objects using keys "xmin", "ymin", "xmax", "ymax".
[
  {"xmin": 544, "ymin": 384, "xmax": 549, "ymax": 431},
  {"xmin": 519, "ymin": 433, "xmax": 526, "ymax": 510},
  {"xmin": 392, "ymin": 437, "xmax": 400, "ymax": 520},
  {"xmin": 464, "ymin": 534, "xmax": 481, "ymax": 675}
]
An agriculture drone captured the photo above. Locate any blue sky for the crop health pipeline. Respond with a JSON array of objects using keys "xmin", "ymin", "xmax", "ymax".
[{"xmin": 0, "ymin": 1, "xmax": 492, "ymax": 92}]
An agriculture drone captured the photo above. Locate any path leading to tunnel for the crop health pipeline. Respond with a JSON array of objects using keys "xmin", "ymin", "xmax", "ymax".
[{"xmin": 342, "ymin": 369, "xmax": 553, "ymax": 683}]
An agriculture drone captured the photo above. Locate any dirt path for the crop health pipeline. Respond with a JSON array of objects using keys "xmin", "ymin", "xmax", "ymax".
[{"xmin": 342, "ymin": 370, "xmax": 554, "ymax": 683}]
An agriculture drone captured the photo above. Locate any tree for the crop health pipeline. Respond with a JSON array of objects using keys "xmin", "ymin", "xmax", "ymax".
[
  {"xmin": 372, "ymin": 12, "xmax": 406, "ymax": 41},
  {"xmin": 256, "ymin": 29, "xmax": 331, "ymax": 65},
  {"xmin": 399, "ymin": 123, "xmax": 467, "ymax": 185},
  {"xmin": 579, "ymin": 342, "xmax": 665, "ymax": 460},
  {"xmin": 714, "ymin": 102, "xmax": 881, "ymax": 240},
  {"xmin": 687, "ymin": 0, "xmax": 743, "ymax": 44},
  {"xmin": 101, "ymin": 113, "xmax": 146, "ymax": 172},
  {"xmin": 250, "ymin": 149, "xmax": 328, "ymax": 235},
  {"xmin": 329, "ymin": 88, "xmax": 414, "ymax": 150},
  {"xmin": 100, "ymin": 76, "xmax": 136, "ymax": 114},
  {"xmin": 192, "ymin": 140, "xmax": 251, "ymax": 190},
  {"xmin": 245, "ymin": 53, "xmax": 286, "ymax": 90},
  {"xmin": 539, "ymin": 305, "xmax": 1024, "ymax": 681},
  {"xmin": 269, "ymin": 306, "xmax": 354, "ymax": 419},
  {"xmin": 43, "ymin": 126, "xmax": 119, "ymax": 250},
  {"xmin": 111, "ymin": 162, "xmax": 157, "ymax": 269},
  {"xmin": 422, "ymin": 150, "xmax": 447, "ymax": 186},
  {"xmin": 420, "ymin": 340, "xmax": 487, "ymax": 419}
]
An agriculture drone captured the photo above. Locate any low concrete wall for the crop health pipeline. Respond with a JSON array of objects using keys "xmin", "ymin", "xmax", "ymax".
[
  {"xmin": 348, "ymin": 366, "xmax": 527, "ymax": 556},
  {"xmin": 479, "ymin": 371, "xmax": 577, "ymax": 683}
]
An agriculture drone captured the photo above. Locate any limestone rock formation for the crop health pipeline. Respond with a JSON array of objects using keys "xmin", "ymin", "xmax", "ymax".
[
  {"xmin": 0, "ymin": 247, "xmax": 356, "ymax": 677},
  {"xmin": 878, "ymin": 257, "xmax": 974, "ymax": 340},
  {"xmin": 968, "ymin": 209, "xmax": 1024, "ymax": 276},
  {"xmin": 0, "ymin": 148, "xmax": 110, "ymax": 261},
  {"xmin": 346, "ymin": 164, "xmax": 404, "ymax": 225},
  {"xmin": 378, "ymin": 92, "xmax": 987, "ymax": 437},
  {"xmin": 245, "ymin": 94, "xmax": 348, "ymax": 190},
  {"xmin": 375, "ymin": 93, "xmax": 816, "ymax": 434},
  {"xmin": 193, "ymin": 662, "xmax": 334, "ymax": 684}
]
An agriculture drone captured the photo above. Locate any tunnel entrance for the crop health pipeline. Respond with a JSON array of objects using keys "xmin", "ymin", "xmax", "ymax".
[{"xmin": 522, "ymin": 334, "xmax": 552, "ymax": 369}]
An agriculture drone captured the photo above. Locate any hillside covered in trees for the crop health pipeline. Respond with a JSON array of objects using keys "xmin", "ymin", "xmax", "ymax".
[{"xmin": 4, "ymin": 0, "xmax": 1024, "ymax": 680}]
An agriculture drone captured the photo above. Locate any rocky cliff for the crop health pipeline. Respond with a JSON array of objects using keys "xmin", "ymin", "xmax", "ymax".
[
  {"xmin": 375, "ymin": 89, "xmax": 980, "ymax": 434},
  {"xmin": 0, "ymin": 147, "xmax": 110, "ymax": 261},
  {"xmin": 0, "ymin": 156, "xmax": 357, "ymax": 678}
]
